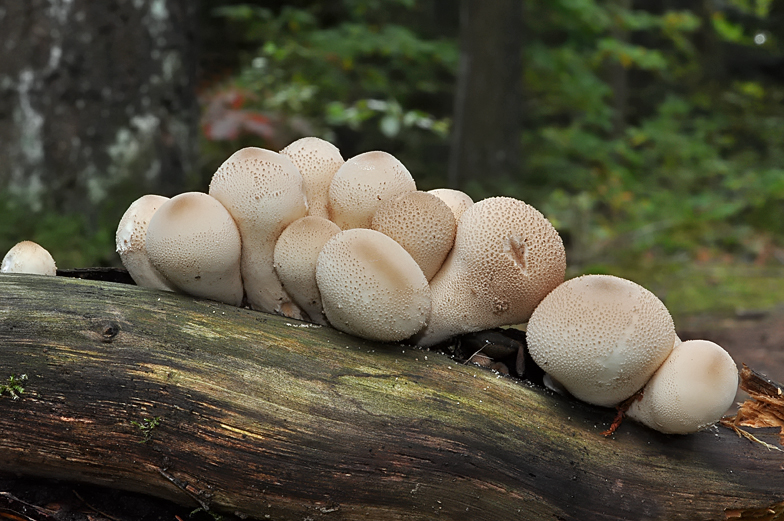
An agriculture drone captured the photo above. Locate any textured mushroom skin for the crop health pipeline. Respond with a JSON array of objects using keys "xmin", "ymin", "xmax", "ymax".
[
  {"xmin": 1, "ymin": 241, "xmax": 57, "ymax": 276},
  {"xmin": 371, "ymin": 191, "xmax": 457, "ymax": 281},
  {"xmin": 115, "ymin": 194, "xmax": 177, "ymax": 291},
  {"xmin": 209, "ymin": 147, "xmax": 307, "ymax": 317},
  {"xmin": 146, "ymin": 192, "xmax": 244, "ymax": 307},
  {"xmin": 274, "ymin": 216, "xmax": 341, "ymax": 325},
  {"xmin": 280, "ymin": 137, "xmax": 345, "ymax": 220},
  {"xmin": 526, "ymin": 274, "xmax": 677, "ymax": 407},
  {"xmin": 626, "ymin": 339, "xmax": 739, "ymax": 434},
  {"xmin": 427, "ymin": 188, "xmax": 474, "ymax": 223},
  {"xmin": 328, "ymin": 150, "xmax": 417, "ymax": 230},
  {"xmin": 316, "ymin": 229, "xmax": 431, "ymax": 342},
  {"xmin": 415, "ymin": 196, "xmax": 566, "ymax": 347}
]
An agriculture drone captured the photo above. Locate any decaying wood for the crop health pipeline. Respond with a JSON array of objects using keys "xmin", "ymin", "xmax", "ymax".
[
  {"xmin": 0, "ymin": 274, "xmax": 783, "ymax": 521},
  {"xmin": 724, "ymin": 364, "xmax": 784, "ymax": 447}
]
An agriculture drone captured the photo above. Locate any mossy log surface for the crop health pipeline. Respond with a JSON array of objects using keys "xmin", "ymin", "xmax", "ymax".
[{"xmin": 0, "ymin": 275, "xmax": 782, "ymax": 521}]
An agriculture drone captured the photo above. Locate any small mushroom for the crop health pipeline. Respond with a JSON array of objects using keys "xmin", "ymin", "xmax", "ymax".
[
  {"xmin": 280, "ymin": 137, "xmax": 345, "ymax": 220},
  {"xmin": 328, "ymin": 150, "xmax": 416, "ymax": 230},
  {"xmin": 371, "ymin": 191, "xmax": 457, "ymax": 281},
  {"xmin": 1, "ymin": 241, "xmax": 56, "ymax": 276},
  {"xmin": 115, "ymin": 194, "xmax": 177, "ymax": 291},
  {"xmin": 273, "ymin": 216, "xmax": 341, "ymax": 325},
  {"xmin": 415, "ymin": 196, "xmax": 566, "ymax": 347},
  {"xmin": 427, "ymin": 188, "xmax": 474, "ymax": 223},
  {"xmin": 626, "ymin": 339, "xmax": 739, "ymax": 434},
  {"xmin": 146, "ymin": 192, "xmax": 244, "ymax": 306},
  {"xmin": 209, "ymin": 147, "xmax": 308, "ymax": 317},
  {"xmin": 316, "ymin": 228, "xmax": 431, "ymax": 342},
  {"xmin": 526, "ymin": 274, "xmax": 678, "ymax": 407}
]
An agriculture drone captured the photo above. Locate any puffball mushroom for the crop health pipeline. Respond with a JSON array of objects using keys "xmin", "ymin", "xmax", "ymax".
[
  {"xmin": 273, "ymin": 216, "xmax": 341, "ymax": 326},
  {"xmin": 209, "ymin": 147, "xmax": 308, "ymax": 317},
  {"xmin": 371, "ymin": 191, "xmax": 457, "ymax": 281},
  {"xmin": 1, "ymin": 241, "xmax": 56, "ymax": 276},
  {"xmin": 146, "ymin": 192, "xmax": 244, "ymax": 307},
  {"xmin": 526, "ymin": 274, "xmax": 678, "ymax": 407},
  {"xmin": 316, "ymin": 228, "xmax": 431, "ymax": 342},
  {"xmin": 626, "ymin": 339, "xmax": 739, "ymax": 434},
  {"xmin": 116, "ymin": 194, "xmax": 177, "ymax": 291},
  {"xmin": 280, "ymin": 136, "xmax": 345, "ymax": 220},
  {"xmin": 415, "ymin": 196, "xmax": 566, "ymax": 347},
  {"xmin": 427, "ymin": 188, "xmax": 474, "ymax": 223},
  {"xmin": 328, "ymin": 150, "xmax": 416, "ymax": 230}
]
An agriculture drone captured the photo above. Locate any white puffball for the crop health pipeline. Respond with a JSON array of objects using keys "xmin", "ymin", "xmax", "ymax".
[{"xmin": 627, "ymin": 339, "xmax": 739, "ymax": 434}]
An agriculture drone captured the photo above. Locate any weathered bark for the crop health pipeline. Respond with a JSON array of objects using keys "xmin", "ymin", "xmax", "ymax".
[
  {"xmin": 0, "ymin": 0, "xmax": 198, "ymax": 216},
  {"xmin": 0, "ymin": 274, "xmax": 783, "ymax": 521},
  {"xmin": 448, "ymin": 0, "xmax": 523, "ymax": 191}
]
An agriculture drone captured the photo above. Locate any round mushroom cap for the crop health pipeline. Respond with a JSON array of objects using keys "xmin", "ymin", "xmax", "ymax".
[
  {"xmin": 371, "ymin": 191, "xmax": 457, "ymax": 281},
  {"xmin": 116, "ymin": 194, "xmax": 177, "ymax": 291},
  {"xmin": 626, "ymin": 339, "xmax": 739, "ymax": 434},
  {"xmin": 146, "ymin": 192, "xmax": 244, "ymax": 307},
  {"xmin": 316, "ymin": 228, "xmax": 431, "ymax": 342},
  {"xmin": 415, "ymin": 196, "xmax": 566, "ymax": 347},
  {"xmin": 274, "ymin": 216, "xmax": 341, "ymax": 325},
  {"xmin": 526, "ymin": 274, "xmax": 677, "ymax": 407},
  {"xmin": 280, "ymin": 137, "xmax": 345, "ymax": 220},
  {"xmin": 1, "ymin": 241, "xmax": 56, "ymax": 276},
  {"xmin": 328, "ymin": 150, "xmax": 416, "ymax": 230},
  {"xmin": 427, "ymin": 188, "xmax": 474, "ymax": 223},
  {"xmin": 209, "ymin": 147, "xmax": 307, "ymax": 316}
]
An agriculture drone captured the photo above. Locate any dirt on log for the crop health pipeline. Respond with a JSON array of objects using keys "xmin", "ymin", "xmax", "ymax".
[{"xmin": 0, "ymin": 274, "xmax": 782, "ymax": 521}]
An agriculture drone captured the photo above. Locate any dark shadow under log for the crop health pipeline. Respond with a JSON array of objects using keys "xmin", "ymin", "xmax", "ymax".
[{"xmin": 0, "ymin": 275, "xmax": 782, "ymax": 520}]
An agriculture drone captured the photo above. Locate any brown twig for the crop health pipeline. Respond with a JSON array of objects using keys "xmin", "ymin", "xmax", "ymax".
[
  {"xmin": 157, "ymin": 468, "xmax": 212, "ymax": 513},
  {"xmin": 72, "ymin": 490, "xmax": 122, "ymax": 521},
  {"xmin": 602, "ymin": 390, "xmax": 644, "ymax": 437}
]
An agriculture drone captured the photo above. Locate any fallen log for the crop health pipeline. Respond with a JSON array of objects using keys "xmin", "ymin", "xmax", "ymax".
[{"xmin": 0, "ymin": 274, "xmax": 782, "ymax": 520}]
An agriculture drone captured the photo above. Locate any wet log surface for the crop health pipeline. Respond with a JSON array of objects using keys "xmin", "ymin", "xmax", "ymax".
[{"xmin": 0, "ymin": 274, "xmax": 783, "ymax": 521}]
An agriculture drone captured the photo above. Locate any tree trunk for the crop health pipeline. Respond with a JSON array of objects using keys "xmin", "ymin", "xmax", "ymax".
[
  {"xmin": 0, "ymin": 274, "xmax": 783, "ymax": 521},
  {"xmin": 607, "ymin": 0, "xmax": 630, "ymax": 138},
  {"xmin": 0, "ymin": 0, "xmax": 198, "ymax": 218},
  {"xmin": 448, "ymin": 0, "xmax": 523, "ymax": 192}
]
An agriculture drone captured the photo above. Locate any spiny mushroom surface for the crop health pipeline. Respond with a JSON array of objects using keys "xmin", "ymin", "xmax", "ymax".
[
  {"xmin": 427, "ymin": 188, "xmax": 474, "ymax": 223},
  {"xmin": 371, "ymin": 191, "xmax": 457, "ymax": 281},
  {"xmin": 626, "ymin": 339, "xmax": 739, "ymax": 434},
  {"xmin": 116, "ymin": 194, "xmax": 177, "ymax": 291},
  {"xmin": 146, "ymin": 192, "xmax": 244, "ymax": 307},
  {"xmin": 1, "ymin": 241, "xmax": 56, "ymax": 276},
  {"xmin": 209, "ymin": 147, "xmax": 307, "ymax": 317},
  {"xmin": 273, "ymin": 216, "xmax": 341, "ymax": 326},
  {"xmin": 526, "ymin": 274, "xmax": 678, "ymax": 407},
  {"xmin": 280, "ymin": 137, "xmax": 345, "ymax": 220},
  {"xmin": 316, "ymin": 228, "xmax": 431, "ymax": 342},
  {"xmin": 328, "ymin": 150, "xmax": 416, "ymax": 230},
  {"xmin": 415, "ymin": 196, "xmax": 566, "ymax": 347}
]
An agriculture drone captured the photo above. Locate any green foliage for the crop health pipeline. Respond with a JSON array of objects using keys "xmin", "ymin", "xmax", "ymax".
[
  {"xmin": 325, "ymin": 98, "xmax": 449, "ymax": 139},
  {"xmin": 131, "ymin": 416, "xmax": 162, "ymax": 443},
  {"xmin": 0, "ymin": 193, "xmax": 117, "ymax": 269},
  {"xmin": 521, "ymin": 0, "xmax": 784, "ymax": 268},
  {"xmin": 200, "ymin": 0, "xmax": 456, "ymax": 187},
  {"xmin": 0, "ymin": 374, "xmax": 28, "ymax": 400}
]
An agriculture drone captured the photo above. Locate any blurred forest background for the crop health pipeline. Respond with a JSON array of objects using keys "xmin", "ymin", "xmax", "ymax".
[{"xmin": 1, "ymin": 0, "xmax": 784, "ymax": 320}]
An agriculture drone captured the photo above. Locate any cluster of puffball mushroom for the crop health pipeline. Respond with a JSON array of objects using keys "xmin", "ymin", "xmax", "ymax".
[
  {"xmin": 1, "ymin": 136, "xmax": 739, "ymax": 435},
  {"xmin": 115, "ymin": 138, "xmax": 568, "ymax": 348}
]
